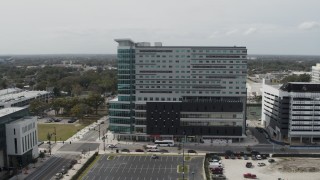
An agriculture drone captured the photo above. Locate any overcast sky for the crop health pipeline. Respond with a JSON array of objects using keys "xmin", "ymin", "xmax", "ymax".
[{"xmin": 0, "ymin": 0, "xmax": 319, "ymax": 55}]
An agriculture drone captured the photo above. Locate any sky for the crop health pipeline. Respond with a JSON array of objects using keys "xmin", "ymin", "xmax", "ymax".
[{"xmin": 0, "ymin": 0, "xmax": 319, "ymax": 55}]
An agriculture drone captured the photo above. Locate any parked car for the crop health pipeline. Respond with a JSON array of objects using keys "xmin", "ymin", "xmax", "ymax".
[
  {"xmin": 60, "ymin": 167, "xmax": 67, "ymax": 174},
  {"xmin": 258, "ymin": 162, "xmax": 266, "ymax": 167},
  {"xmin": 230, "ymin": 154, "xmax": 236, "ymax": 159},
  {"xmin": 108, "ymin": 144, "xmax": 117, "ymax": 148},
  {"xmin": 251, "ymin": 155, "xmax": 256, "ymax": 160},
  {"xmin": 268, "ymin": 159, "xmax": 275, "ymax": 163},
  {"xmin": 212, "ymin": 174, "xmax": 226, "ymax": 180},
  {"xmin": 211, "ymin": 167, "xmax": 223, "ymax": 174},
  {"xmin": 135, "ymin": 149, "xmax": 144, "ymax": 152},
  {"xmin": 68, "ymin": 117, "xmax": 77, "ymax": 123},
  {"xmin": 244, "ymin": 155, "xmax": 249, "ymax": 160},
  {"xmin": 55, "ymin": 173, "xmax": 63, "ymax": 179},
  {"xmin": 147, "ymin": 149, "xmax": 160, "ymax": 152},
  {"xmin": 54, "ymin": 118, "xmax": 62, "ymax": 122},
  {"xmin": 256, "ymin": 155, "xmax": 262, "ymax": 160},
  {"xmin": 262, "ymin": 154, "xmax": 267, "ymax": 159},
  {"xmin": 224, "ymin": 155, "xmax": 229, "ymax": 159},
  {"xmin": 246, "ymin": 162, "xmax": 253, "ymax": 168},
  {"xmin": 243, "ymin": 173, "xmax": 257, "ymax": 179},
  {"xmin": 151, "ymin": 154, "xmax": 159, "ymax": 159}
]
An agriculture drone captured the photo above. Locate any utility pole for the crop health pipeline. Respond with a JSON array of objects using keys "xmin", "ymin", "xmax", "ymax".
[
  {"xmin": 98, "ymin": 124, "xmax": 101, "ymax": 140},
  {"xmin": 103, "ymin": 130, "xmax": 106, "ymax": 152},
  {"xmin": 54, "ymin": 127, "xmax": 56, "ymax": 143},
  {"xmin": 182, "ymin": 131, "xmax": 186, "ymax": 180}
]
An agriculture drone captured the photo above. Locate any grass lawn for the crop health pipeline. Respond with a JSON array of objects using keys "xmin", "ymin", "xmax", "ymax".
[
  {"xmin": 177, "ymin": 165, "xmax": 189, "ymax": 173},
  {"xmin": 38, "ymin": 124, "xmax": 86, "ymax": 141}
]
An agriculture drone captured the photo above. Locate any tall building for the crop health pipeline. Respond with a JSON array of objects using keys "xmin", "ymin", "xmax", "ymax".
[
  {"xmin": 109, "ymin": 39, "xmax": 248, "ymax": 142},
  {"xmin": 261, "ymin": 81, "xmax": 320, "ymax": 144},
  {"xmin": 311, "ymin": 63, "xmax": 320, "ymax": 83}
]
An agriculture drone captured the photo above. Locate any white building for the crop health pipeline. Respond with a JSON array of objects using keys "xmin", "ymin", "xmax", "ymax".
[
  {"xmin": 312, "ymin": 63, "xmax": 320, "ymax": 83},
  {"xmin": 6, "ymin": 116, "xmax": 38, "ymax": 167},
  {"xmin": 262, "ymin": 81, "xmax": 320, "ymax": 144}
]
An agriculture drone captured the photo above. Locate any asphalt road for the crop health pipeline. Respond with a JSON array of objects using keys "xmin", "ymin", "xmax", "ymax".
[
  {"xmin": 83, "ymin": 155, "xmax": 204, "ymax": 180},
  {"xmin": 80, "ymin": 123, "xmax": 108, "ymax": 141},
  {"xmin": 25, "ymin": 154, "xmax": 79, "ymax": 180},
  {"xmin": 58, "ymin": 142, "xmax": 100, "ymax": 153}
]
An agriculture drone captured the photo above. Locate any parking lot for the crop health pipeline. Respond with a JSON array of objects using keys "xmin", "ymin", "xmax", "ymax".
[{"xmin": 83, "ymin": 154, "xmax": 204, "ymax": 180}]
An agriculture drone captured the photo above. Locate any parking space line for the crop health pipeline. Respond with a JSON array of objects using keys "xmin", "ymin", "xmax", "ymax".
[
  {"xmin": 139, "ymin": 156, "xmax": 141, "ymax": 161},
  {"xmin": 140, "ymin": 164, "xmax": 144, "ymax": 173},
  {"xmin": 158, "ymin": 164, "xmax": 161, "ymax": 173},
  {"xmin": 134, "ymin": 164, "xmax": 138, "ymax": 174},
  {"xmin": 166, "ymin": 156, "xmax": 168, "ymax": 162},
  {"xmin": 172, "ymin": 156, "xmax": 174, "ymax": 161},
  {"xmin": 170, "ymin": 164, "xmax": 173, "ymax": 173},
  {"xmin": 152, "ymin": 163, "xmax": 155, "ymax": 174},
  {"xmin": 144, "ymin": 156, "xmax": 147, "ymax": 161}
]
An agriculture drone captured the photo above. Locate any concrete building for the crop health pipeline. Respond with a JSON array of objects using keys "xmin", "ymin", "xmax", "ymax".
[
  {"xmin": 261, "ymin": 81, "xmax": 320, "ymax": 144},
  {"xmin": 0, "ymin": 88, "xmax": 52, "ymax": 109},
  {"xmin": 0, "ymin": 107, "xmax": 32, "ymax": 168},
  {"xmin": 110, "ymin": 39, "xmax": 248, "ymax": 142},
  {"xmin": 312, "ymin": 63, "xmax": 320, "ymax": 83},
  {"xmin": 6, "ymin": 116, "xmax": 38, "ymax": 167}
]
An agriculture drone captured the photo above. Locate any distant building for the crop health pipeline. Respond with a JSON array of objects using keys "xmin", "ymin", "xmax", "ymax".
[
  {"xmin": 312, "ymin": 63, "xmax": 320, "ymax": 83},
  {"xmin": 262, "ymin": 81, "xmax": 320, "ymax": 144},
  {"xmin": 110, "ymin": 39, "xmax": 248, "ymax": 142},
  {"xmin": 0, "ymin": 88, "xmax": 52, "ymax": 109}
]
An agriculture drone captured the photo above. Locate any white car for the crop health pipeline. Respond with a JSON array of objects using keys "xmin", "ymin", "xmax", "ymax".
[
  {"xmin": 107, "ymin": 144, "xmax": 117, "ymax": 148},
  {"xmin": 256, "ymin": 155, "xmax": 262, "ymax": 160},
  {"xmin": 147, "ymin": 149, "xmax": 160, "ymax": 152}
]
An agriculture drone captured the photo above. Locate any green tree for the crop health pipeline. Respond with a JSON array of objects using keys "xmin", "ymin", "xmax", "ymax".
[
  {"xmin": 71, "ymin": 103, "xmax": 90, "ymax": 122},
  {"xmin": 86, "ymin": 93, "xmax": 104, "ymax": 114},
  {"xmin": 29, "ymin": 99, "xmax": 48, "ymax": 116}
]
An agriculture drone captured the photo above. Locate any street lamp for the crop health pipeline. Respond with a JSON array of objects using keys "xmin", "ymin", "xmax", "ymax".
[
  {"xmin": 182, "ymin": 131, "xmax": 186, "ymax": 180},
  {"xmin": 54, "ymin": 127, "xmax": 56, "ymax": 143},
  {"xmin": 192, "ymin": 171, "xmax": 195, "ymax": 180}
]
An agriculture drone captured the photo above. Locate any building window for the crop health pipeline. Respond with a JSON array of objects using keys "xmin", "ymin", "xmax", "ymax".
[
  {"xmin": 14, "ymin": 128, "xmax": 15, "ymax": 135},
  {"xmin": 14, "ymin": 138, "xmax": 17, "ymax": 154}
]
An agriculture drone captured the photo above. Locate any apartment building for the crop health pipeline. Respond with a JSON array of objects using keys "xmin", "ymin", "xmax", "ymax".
[
  {"xmin": 262, "ymin": 81, "xmax": 320, "ymax": 143},
  {"xmin": 109, "ymin": 39, "xmax": 247, "ymax": 142},
  {"xmin": 311, "ymin": 63, "xmax": 320, "ymax": 83}
]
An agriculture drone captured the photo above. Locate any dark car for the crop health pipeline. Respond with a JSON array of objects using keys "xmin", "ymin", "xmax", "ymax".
[
  {"xmin": 246, "ymin": 162, "xmax": 252, "ymax": 168},
  {"xmin": 135, "ymin": 149, "xmax": 144, "ymax": 152},
  {"xmin": 211, "ymin": 167, "xmax": 223, "ymax": 174},
  {"xmin": 244, "ymin": 155, "xmax": 249, "ymax": 160},
  {"xmin": 54, "ymin": 118, "xmax": 62, "ymax": 122},
  {"xmin": 212, "ymin": 174, "xmax": 226, "ymax": 180},
  {"xmin": 230, "ymin": 154, "xmax": 236, "ymax": 159},
  {"xmin": 68, "ymin": 117, "xmax": 77, "ymax": 123},
  {"xmin": 268, "ymin": 159, "xmax": 275, "ymax": 163},
  {"xmin": 151, "ymin": 154, "xmax": 159, "ymax": 159},
  {"xmin": 262, "ymin": 154, "xmax": 267, "ymax": 159}
]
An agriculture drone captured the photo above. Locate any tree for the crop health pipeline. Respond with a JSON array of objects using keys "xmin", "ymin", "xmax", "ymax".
[
  {"xmin": 29, "ymin": 99, "xmax": 48, "ymax": 116},
  {"xmin": 86, "ymin": 93, "xmax": 104, "ymax": 114},
  {"xmin": 71, "ymin": 103, "xmax": 90, "ymax": 122}
]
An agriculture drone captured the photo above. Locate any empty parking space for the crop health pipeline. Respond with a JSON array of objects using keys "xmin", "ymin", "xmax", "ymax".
[{"xmin": 83, "ymin": 155, "xmax": 204, "ymax": 180}]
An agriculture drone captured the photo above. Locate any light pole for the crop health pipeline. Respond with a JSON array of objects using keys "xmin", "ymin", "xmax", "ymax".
[
  {"xmin": 103, "ymin": 130, "xmax": 106, "ymax": 152},
  {"xmin": 192, "ymin": 171, "xmax": 195, "ymax": 180},
  {"xmin": 182, "ymin": 131, "xmax": 186, "ymax": 180},
  {"xmin": 54, "ymin": 127, "xmax": 56, "ymax": 144}
]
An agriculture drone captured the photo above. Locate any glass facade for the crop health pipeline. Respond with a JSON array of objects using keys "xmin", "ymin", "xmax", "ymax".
[{"xmin": 109, "ymin": 42, "xmax": 135, "ymax": 133}]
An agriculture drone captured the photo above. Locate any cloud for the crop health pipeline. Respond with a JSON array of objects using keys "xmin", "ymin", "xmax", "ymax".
[
  {"xmin": 208, "ymin": 31, "xmax": 220, "ymax": 39},
  {"xmin": 225, "ymin": 29, "xmax": 239, "ymax": 36},
  {"xmin": 244, "ymin": 27, "xmax": 257, "ymax": 35},
  {"xmin": 298, "ymin": 21, "xmax": 320, "ymax": 30}
]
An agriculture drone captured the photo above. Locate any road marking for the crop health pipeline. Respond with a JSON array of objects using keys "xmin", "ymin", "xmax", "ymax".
[
  {"xmin": 133, "ymin": 156, "xmax": 136, "ymax": 161},
  {"xmin": 158, "ymin": 164, "xmax": 161, "ymax": 173},
  {"xmin": 144, "ymin": 156, "xmax": 147, "ymax": 161},
  {"xmin": 140, "ymin": 164, "xmax": 144, "ymax": 173},
  {"xmin": 152, "ymin": 163, "xmax": 155, "ymax": 174},
  {"xmin": 139, "ymin": 156, "xmax": 141, "ymax": 161},
  {"xmin": 166, "ymin": 156, "xmax": 168, "ymax": 162},
  {"xmin": 134, "ymin": 164, "xmax": 138, "ymax": 174}
]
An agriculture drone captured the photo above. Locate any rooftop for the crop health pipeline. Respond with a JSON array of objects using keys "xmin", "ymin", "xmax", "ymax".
[
  {"xmin": 0, "ymin": 90, "xmax": 51, "ymax": 104},
  {"xmin": 0, "ymin": 107, "xmax": 26, "ymax": 118},
  {"xmin": 280, "ymin": 82, "xmax": 320, "ymax": 92}
]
